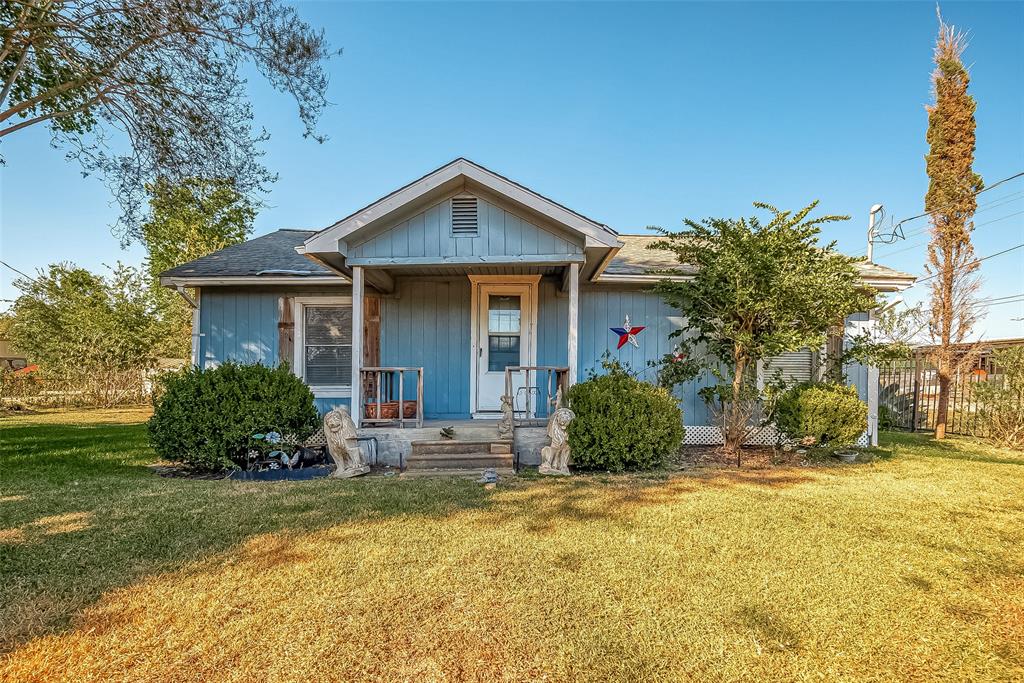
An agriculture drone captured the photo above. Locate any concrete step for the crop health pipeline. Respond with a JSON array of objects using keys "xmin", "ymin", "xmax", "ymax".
[
  {"xmin": 411, "ymin": 440, "xmax": 512, "ymax": 455},
  {"xmin": 400, "ymin": 467, "xmax": 515, "ymax": 479},
  {"xmin": 405, "ymin": 452, "xmax": 514, "ymax": 469}
]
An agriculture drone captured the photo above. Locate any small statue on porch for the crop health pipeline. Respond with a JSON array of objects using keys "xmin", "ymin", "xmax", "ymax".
[
  {"xmin": 324, "ymin": 406, "xmax": 370, "ymax": 478},
  {"xmin": 539, "ymin": 404, "xmax": 574, "ymax": 476},
  {"xmin": 497, "ymin": 394, "xmax": 515, "ymax": 440}
]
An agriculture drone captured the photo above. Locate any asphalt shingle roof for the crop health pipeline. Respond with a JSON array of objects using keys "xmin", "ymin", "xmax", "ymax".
[
  {"xmin": 161, "ymin": 229, "xmax": 914, "ymax": 283},
  {"xmin": 160, "ymin": 229, "xmax": 333, "ymax": 279}
]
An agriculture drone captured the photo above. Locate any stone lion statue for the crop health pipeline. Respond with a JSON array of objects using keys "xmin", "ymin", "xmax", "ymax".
[
  {"xmin": 324, "ymin": 406, "xmax": 369, "ymax": 478},
  {"xmin": 539, "ymin": 406, "xmax": 574, "ymax": 476},
  {"xmin": 497, "ymin": 394, "xmax": 515, "ymax": 440}
]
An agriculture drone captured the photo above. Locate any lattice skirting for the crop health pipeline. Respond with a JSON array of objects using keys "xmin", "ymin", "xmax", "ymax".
[
  {"xmin": 684, "ymin": 425, "xmax": 869, "ymax": 447},
  {"xmin": 305, "ymin": 425, "xmax": 870, "ymax": 449}
]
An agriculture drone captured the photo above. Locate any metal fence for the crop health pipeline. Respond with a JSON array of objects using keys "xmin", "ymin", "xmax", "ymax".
[{"xmin": 878, "ymin": 350, "xmax": 1015, "ymax": 437}]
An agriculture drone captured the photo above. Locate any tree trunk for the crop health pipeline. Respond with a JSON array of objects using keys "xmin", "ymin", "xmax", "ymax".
[
  {"xmin": 724, "ymin": 352, "xmax": 748, "ymax": 465},
  {"xmin": 934, "ymin": 257, "xmax": 954, "ymax": 440}
]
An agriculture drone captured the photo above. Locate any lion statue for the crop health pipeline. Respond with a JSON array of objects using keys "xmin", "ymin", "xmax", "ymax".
[
  {"xmin": 539, "ymin": 406, "xmax": 574, "ymax": 476},
  {"xmin": 324, "ymin": 406, "xmax": 369, "ymax": 478}
]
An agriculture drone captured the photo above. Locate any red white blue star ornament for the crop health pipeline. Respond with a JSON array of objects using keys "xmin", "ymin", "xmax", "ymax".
[{"xmin": 610, "ymin": 314, "xmax": 645, "ymax": 349}]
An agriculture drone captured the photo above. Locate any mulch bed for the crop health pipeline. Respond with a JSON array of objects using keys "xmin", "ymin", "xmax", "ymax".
[{"xmin": 673, "ymin": 446, "xmax": 847, "ymax": 470}]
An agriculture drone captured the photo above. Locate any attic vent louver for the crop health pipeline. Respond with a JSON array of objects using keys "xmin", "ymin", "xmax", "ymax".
[{"xmin": 451, "ymin": 196, "xmax": 479, "ymax": 236}]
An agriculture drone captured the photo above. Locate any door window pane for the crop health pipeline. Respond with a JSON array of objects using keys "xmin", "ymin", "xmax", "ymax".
[
  {"xmin": 488, "ymin": 335, "xmax": 520, "ymax": 372},
  {"xmin": 488, "ymin": 295, "xmax": 521, "ymax": 333}
]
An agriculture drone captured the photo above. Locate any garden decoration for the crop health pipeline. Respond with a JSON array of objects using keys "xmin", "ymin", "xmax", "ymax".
[
  {"xmin": 247, "ymin": 431, "xmax": 304, "ymax": 471},
  {"xmin": 324, "ymin": 407, "xmax": 370, "ymax": 478},
  {"xmin": 610, "ymin": 314, "xmax": 645, "ymax": 349},
  {"xmin": 539, "ymin": 397, "xmax": 574, "ymax": 476},
  {"xmin": 497, "ymin": 394, "xmax": 515, "ymax": 439}
]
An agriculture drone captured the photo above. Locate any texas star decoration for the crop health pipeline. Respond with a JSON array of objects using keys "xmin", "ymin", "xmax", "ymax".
[{"xmin": 610, "ymin": 314, "xmax": 645, "ymax": 349}]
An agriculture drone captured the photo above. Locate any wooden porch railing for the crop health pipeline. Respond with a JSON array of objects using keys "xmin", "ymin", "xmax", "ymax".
[
  {"xmin": 360, "ymin": 367, "xmax": 424, "ymax": 428},
  {"xmin": 503, "ymin": 366, "xmax": 570, "ymax": 422}
]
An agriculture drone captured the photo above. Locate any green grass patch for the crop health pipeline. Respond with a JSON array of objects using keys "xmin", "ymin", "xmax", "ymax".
[{"xmin": 1, "ymin": 409, "xmax": 1022, "ymax": 681}]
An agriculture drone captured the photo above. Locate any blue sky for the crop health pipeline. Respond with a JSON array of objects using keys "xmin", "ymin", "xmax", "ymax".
[{"xmin": 2, "ymin": 1, "xmax": 1022, "ymax": 338}]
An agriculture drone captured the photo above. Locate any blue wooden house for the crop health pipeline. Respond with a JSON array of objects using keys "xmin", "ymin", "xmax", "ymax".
[{"xmin": 161, "ymin": 159, "xmax": 914, "ymax": 458}]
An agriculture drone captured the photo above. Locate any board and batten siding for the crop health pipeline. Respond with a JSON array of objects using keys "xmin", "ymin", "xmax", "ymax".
[
  {"xmin": 348, "ymin": 197, "xmax": 584, "ymax": 261},
  {"xmin": 198, "ymin": 287, "xmax": 352, "ymax": 416},
  {"xmin": 577, "ymin": 288, "xmax": 720, "ymax": 426},
  {"xmin": 379, "ymin": 278, "xmax": 472, "ymax": 419},
  {"xmin": 196, "ymin": 284, "xmax": 873, "ymax": 429}
]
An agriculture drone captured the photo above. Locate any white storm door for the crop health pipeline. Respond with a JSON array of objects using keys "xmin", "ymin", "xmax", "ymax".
[{"xmin": 474, "ymin": 283, "xmax": 534, "ymax": 413}]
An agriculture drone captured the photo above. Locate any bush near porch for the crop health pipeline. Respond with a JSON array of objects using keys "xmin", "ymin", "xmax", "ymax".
[
  {"xmin": 148, "ymin": 361, "xmax": 319, "ymax": 471},
  {"xmin": 566, "ymin": 357, "xmax": 683, "ymax": 471},
  {"xmin": 774, "ymin": 382, "xmax": 868, "ymax": 447}
]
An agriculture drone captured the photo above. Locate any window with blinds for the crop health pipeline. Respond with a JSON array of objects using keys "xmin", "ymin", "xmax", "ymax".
[{"xmin": 303, "ymin": 305, "xmax": 352, "ymax": 386}]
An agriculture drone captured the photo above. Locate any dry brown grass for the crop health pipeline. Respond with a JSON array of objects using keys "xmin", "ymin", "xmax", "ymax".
[{"xmin": 1, "ymin": 412, "xmax": 1022, "ymax": 682}]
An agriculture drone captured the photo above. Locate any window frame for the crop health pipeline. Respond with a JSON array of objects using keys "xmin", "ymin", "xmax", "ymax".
[{"xmin": 292, "ymin": 296, "xmax": 353, "ymax": 398}]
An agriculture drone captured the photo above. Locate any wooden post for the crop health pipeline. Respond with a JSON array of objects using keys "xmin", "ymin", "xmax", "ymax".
[
  {"xmin": 567, "ymin": 262, "xmax": 579, "ymax": 387},
  {"xmin": 278, "ymin": 295, "xmax": 294, "ymax": 370},
  {"xmin": 351, "ymin": 267, "xmax": 363, "ymax": 428}
]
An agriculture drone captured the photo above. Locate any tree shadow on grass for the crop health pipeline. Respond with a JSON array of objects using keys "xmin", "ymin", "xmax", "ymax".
[
  {"xmin": 0, "ymin": 419, "xmax": 825, "ymax": 655},
  {"xmin": 0, "ymin": 420, "xmax": 500, "ymax": 654}
]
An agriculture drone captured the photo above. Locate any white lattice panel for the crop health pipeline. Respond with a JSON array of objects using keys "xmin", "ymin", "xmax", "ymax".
[{"xmin": 683, "ymin": 425, "xmax": 868, "ymax": 447}]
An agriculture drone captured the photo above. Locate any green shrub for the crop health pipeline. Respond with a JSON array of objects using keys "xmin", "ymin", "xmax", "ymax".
[
  {"xmin": 148, "ymin": 362, "xmax": 319, "ymax": 471},
  {"xmin": 775, "ymin": 382, "xmax": 867, "ymax": 447},
  {"xmin": 566, "ymin": 357, "xmax": 684, "ymax": 471},
  {"xmin": 973, "ymin": 347, "xmax": 1024, "ymax": 450}
]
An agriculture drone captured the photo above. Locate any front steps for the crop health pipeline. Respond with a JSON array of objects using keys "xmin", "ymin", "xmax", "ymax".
[{"xmin": 404, "ymin": 437, "xmax": 514, "ymax": 473}]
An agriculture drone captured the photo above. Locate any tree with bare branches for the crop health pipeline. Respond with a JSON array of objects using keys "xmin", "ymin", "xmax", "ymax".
[
  {"xmin": 0, "ymin": 0, "xmax": 336, "ymax": 241},
  {"xmin": 924, "ymin": 9, "xmax": 984, "ymax": 439}
]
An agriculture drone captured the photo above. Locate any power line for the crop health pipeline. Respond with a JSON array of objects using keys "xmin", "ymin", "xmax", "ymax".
[
  {"xmin": 913, "ymin": 242, "xmax": 1024, "ymax": 285},
  {"xmin": 879, "ymin": 191, "xmax": 1024, "ymax": 244},
  {"xmin": 878, "ymin": 170, "xmax": 1024, "ymax": 239},
  {"xmin": 0, "ymin": 260, "xmax": 36, "ymax": 285}
]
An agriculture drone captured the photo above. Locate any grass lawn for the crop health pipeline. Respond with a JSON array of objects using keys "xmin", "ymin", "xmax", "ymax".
[{"xmin": 1, "ymin": 409, "xmax": 1022, "ymax": 682}]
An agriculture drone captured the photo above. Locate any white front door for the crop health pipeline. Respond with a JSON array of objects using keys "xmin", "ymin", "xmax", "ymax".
[{"xmin": 471, "ymin": 278, "xmax": 538, "ymax": 415}]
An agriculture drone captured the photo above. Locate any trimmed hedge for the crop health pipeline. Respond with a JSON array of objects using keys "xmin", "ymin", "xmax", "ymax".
[
  {"xmin": 148, "ymin": 362, "xmax": 319, "ymax": 471},
  {"xmin": 775, "ymin": 382, "xmax": 867, "ymax": 447},
  {"xmin": 566, "ymin": 359, "xmax": 684, "ymax": 471}
]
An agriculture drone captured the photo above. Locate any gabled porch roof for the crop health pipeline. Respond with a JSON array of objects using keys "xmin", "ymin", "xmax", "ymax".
[{"xmin": 298, "ymin": 158, "xmax": 624, "ymax": 289}]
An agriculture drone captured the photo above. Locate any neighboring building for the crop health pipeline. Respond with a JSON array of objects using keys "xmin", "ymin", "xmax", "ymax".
[
  {"xmin": 0, "ymin": 338, "xmax": 28, "ymax": 372},
  {"xmin": 161, "ymin": 159, "xmax": 914, "ymax": 446}
]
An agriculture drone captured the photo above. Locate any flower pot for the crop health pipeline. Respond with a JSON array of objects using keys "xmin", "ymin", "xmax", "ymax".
[
  {"xmin": 834, "ymin": 451, "xmax": 857, "ymax": 464},
  {"xmin": 364, "ymin": 400, "xmax": 417, "ymax": 420}
]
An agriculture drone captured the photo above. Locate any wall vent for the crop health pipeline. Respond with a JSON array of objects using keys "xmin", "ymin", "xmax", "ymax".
[{"xmin": 451, "ymin": 196, "xmax": 479, "ymax": 236}]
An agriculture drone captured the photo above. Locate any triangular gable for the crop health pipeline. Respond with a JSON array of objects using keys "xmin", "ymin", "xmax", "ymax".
[{"xmin": 302, "ymin": 158, "xmax": 622, "ymax": 255}]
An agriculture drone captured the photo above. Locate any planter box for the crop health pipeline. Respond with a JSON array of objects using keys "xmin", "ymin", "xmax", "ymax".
[{"xmin": 364, "ymin": 400, "xmax": 417, "ymax": 420}]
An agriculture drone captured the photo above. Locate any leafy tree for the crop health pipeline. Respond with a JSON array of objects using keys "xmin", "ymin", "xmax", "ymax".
[
  {"xmin": 7, "ymin": 262, "xmax": 159, "ymax": 405},
  {"xmin": 650, "ymin": 202, "xmax": 878, "ymax": 459},
  {"xmin": 142, "ymin": 177, "xmax": 256, "ymax": 357},
  {"xmin": 0, "ymin": 0, "xmax": 335, "ymax": 240},
  {"xmin": 923, "ymin": 10, "xmax": 984, "ymax": 439},
  {"xmin": 972, "ymin": 347, "xmax": 1024, "ymax": 451}
]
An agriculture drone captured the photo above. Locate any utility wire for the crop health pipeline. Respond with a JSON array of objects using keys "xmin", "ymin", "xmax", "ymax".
[
  {"xmin": 0, "ymin": 260, "xmax": 36, "ymax": 285},
  {"xmin": 874, "ymin": 170, "xmax": 1024, "ymax": 243},
  {"xmin": 912, "ymin": 242, "xmax": 1024, "ymax": 286}
]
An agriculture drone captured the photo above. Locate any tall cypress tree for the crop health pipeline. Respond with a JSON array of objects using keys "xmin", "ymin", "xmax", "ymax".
[{"xmin": 924, "ymin": 9, "xmax": 983, "ymax": 439}]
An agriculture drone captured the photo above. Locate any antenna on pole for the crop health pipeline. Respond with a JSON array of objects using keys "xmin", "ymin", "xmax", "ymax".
[{"xmin": 867, "ymin": 204, "xmax": 884, "ymax": 263}]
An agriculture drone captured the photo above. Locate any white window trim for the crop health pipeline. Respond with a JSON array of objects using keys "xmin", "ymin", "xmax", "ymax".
[{"xmin": 292, "ymin": 296, "xmax": 353, "ymax": 398}]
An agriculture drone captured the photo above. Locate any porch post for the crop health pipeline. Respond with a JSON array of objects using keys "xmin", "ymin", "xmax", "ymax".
[
  {"xmin": 867, "ymin": 310, "xmax": 879, "ymax": 446},
  {"xmin": 351, "ymin": 266, "xmax": 363, "ymax": 428},
  {"xmin": 567, "ymin": 262, "xmax": 579, "ymax": 387}
]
